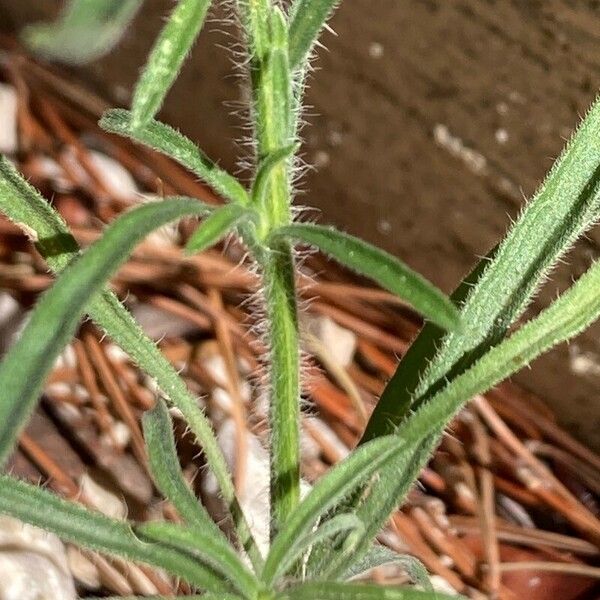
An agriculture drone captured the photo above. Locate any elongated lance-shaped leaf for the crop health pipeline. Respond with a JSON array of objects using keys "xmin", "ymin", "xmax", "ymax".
[
  {"xmin": 322, "ymin": 435, "xmax": 434, "ymax": 581},
  {"xmin": 0, "ymin": 475, "xmax": 230, "ymax": 592},
  {"xmin": 406, "ymin": 256, "xmax": 600, "ymax": 450},
  {"xmin": 272, "ymin": 223, "xmax": 460, "ymax": 332},
  {"xmin": 23, "ymin": 0, "xmax": 141, "ymax": 65},
  {"xmin": 264, "ymin": 432, "xmax": 420, "ymax": 583},
  {"xmin": 366, "ymin": 95, "xmax": 600, "ymax": 439},
  {"xmin": 263, "ymin": 513, "xmax": 363, "ymax": 586},
  {"xmin": 138, "ymin": 521, "xmax": 259, "ymax": 598},
  {"xmin": 131, "ymin": 0, "xmax": 212, "ymax": 129},
  {"xmin": 252, "ymin": 143, "xmax": 299, "ymax": 206},
  {"xmin": 100, "ymin": 109, "xmax": 249, "ymax": 205},
  {"xmin": 323, "ymin": 264, "xmax": 496, "ymax": 578},
  {"xmin": 339, "ymin": 256, "xmax": 497, "ymax": 576},
  {"xmin": 288, "ymin": 0, "xmax": 342, "ymax": 71},
  {"xmin": 142, "ymin": 399, "xmax": 225, "ymax": 537},
  {"xmin": 0, "ymin": 157, "xmax": 263, "ymax": 570},
  {"xmin": 0, "ymin": 199, "xmax": 209, "ymax": 466},
  {"xmin": 186, "ymin": 203, "xmax": 251, "ymax": 254},
  {"xmin": 345, "ymin": 256, "xmax": 600, "ymax": 568},
  {"xmin": 343, "ymin": 546, "xmax": 431, "ymax": 589},
  {"xmin": 237, "ymin": 0, "xmax": 271, "ymax": 61},
  {"xmin": 280, "ymin": 581, "xmax": 460, "ymax": 600},
  {"xmin": 315, "ymin": 254, "xmax": 600, "ymax": 577},
  {"xmin": 361, "ymin": 248, "xmax": 496, "ymax": 443}
]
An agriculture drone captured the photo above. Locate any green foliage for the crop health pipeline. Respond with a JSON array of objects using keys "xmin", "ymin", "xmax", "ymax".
[
  {"xmin": 100, "ymin": 109, "xmax": 249, "ymax": 205},
  {"xmin": 325, "ymin": 248, "xmax": 600, "ymax": 580},
  {"xmin": 272, "ymin": 223, "xmax": 460, "ymax": 331},
  {"xmin": 142, "ymin": 400, "xmax": 224, "ymax": 536},
  {"xmin": 0, "ymin": 156, "xmax": 261, "ymax": 569},
  {"xmin": 0, "ymin": 197, "xmax": 209, "ymax": 467},
  {"xmin": 2, "ymin": 0, "xmax": 600, "ymax": 599},
  {"xmin": 342, "ymin": 546, "xmax": 431, "ymax": 589},
  {"xmin": 263, "ymin": 432, "xmax": 427, "ymax": 585},
  {"xmin": 23, "ymin": 0, "xmax": 141, "ymax": 65},
  {"xmin": 288, "ymin": 0, "xmax": 342, "ymax": 71},
  {"xmin": 267, "ymin": 512, "xmax": 364, "ymax": 585},
  {"xmin": 131, "ymin": 0, "xmax": 213, "ymax": 130},
  {"xmin": 280, "ymin": 582, "xmax": 456, "ymax": 599},
  {"xmin": 186, "ymin": 204, "xmax": 253, "ymax": 254},
  {"xmin": 138, "ymin": 521, "xmax": 259, "ymax": 597},
  {"xmin": 0, "ymin": 475, "xmax": 229, "ymax": 592},
  {"xmin": 365, "ymin": 96, "xmax": 600, "ymax": 438}
]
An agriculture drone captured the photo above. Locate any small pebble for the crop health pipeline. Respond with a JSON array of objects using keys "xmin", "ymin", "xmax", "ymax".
[
  {"xmin": 79, "ymin": 474, "xmax": 127, "ymax": 520},
  {"xmin": 368, "ymin": 42, "xmax": 384, "ymax": 59},
  {"xmin": 495, "ymin": 128, "xmax": 509, "ymax": 144},
  {"xmin": 0, "ymin": 516, "xmax": 76, "ymax": 600},
  {"xmin": 308, "ymin": 315, "xmax": 357, "ymax": 368},
  {"xmin": 0, "ymin": 84, "xmax": 18, "ymax": 154}
]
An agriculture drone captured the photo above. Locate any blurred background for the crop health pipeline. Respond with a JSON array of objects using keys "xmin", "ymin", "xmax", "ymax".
[{"xmin": 2, "ymin": 0, "xmax": 600, "ymax": 448}]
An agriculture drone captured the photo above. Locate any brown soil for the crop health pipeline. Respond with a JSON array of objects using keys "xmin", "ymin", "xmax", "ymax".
[{"xmin": 2, "ymin": 0, "xmax": 600, "ymax": 448}]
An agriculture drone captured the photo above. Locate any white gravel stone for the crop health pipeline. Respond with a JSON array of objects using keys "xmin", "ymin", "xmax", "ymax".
[
  {"xmin": 0, "ymin": 516, "xmax": 76, "ymax": 600},
  {"xmin": 0, "ymin": 84, "xmax": 18, "ymax": 154}
]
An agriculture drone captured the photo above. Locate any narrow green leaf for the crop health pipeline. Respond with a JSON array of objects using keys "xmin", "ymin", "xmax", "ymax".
[
  {"xmin": 0, "ymin": 157, "xmax": 263, "ymax": 570},
  {"xmin": 265, "ymin": 433, "xmax": 418, "ymax": 584},
  {"xmin": 185, "ymin": 203, "xmax": 250, "ymax": 254},
  {"xmin": 343, "ymin": 547, "xmax": 431, "ymax": 590},
  {"xmin": 100, "ymin": 109, "xmax": 249, "ymax": 205},
  {"xmin": 320, "ymin": 259, "xmax": 600, "ymax": 575},
  {"xmin": 361, "ymin": 247, "xmax": 496, "ymax": 442},
  {"xmin": 352, "ymin": 98, "xmax": 600, "ymax": 562},
  {"xmin": 138, "ymin": 521, "xmax": 259, "ymax": 598},
  {"xmin": 263, "ymin": 513, "xmax": 363, "ymax": 586},
  {"xmin": 131, "ymin": 0, "xmax": 212, "ymax": 129},
  {"xmin": 0, "ymin": 155, "xmax": 80, "ymax": 271},
  {"xmin": 240, "ymin": 0, "xmax": 271, "ymax": 61},
  {"xmin": 0, "ymin": 198, "xmax": 208, "ymax": 466},
  {"xmin": 367, "ymin": 95, "xmax": 600, "ymax": 438},
  {"xmin": 266, "ymin": 8, "xmax": 292, "ymax": 149},
  {"xmin": 335, "ymin": 261, "xmax": 600, "ymax": 571},
  {"xmin": 280, "ymin": 581, "xmax": 460, "ymax": 599},
  {"xmin": 322, "ymin": 436, "xmax": 434, "ymax": 581},
  {"xmin": 252, "ymin": 144, "xmax": 299, "ymax": 206},
  {"xmin": 340, "ymin": 256, "xmax": 600, "ymax": 575},
  {"xmin": 272, "ymin": 224, "xmax": 460, "ymax": 332},
  {"xmin": 406, "ymin": 256, "xmax": 600, "ymax": 448},
  {"xmin": 334, "ymin": 256, "xmax": 497, "ymax": 578},
  {"xmin": 288, "ymin": 0, "xmax": 342, "ymax": 71},
  {"xmin": 142, "ymin": 399, "xmax": 225, "ymax": 538},
  {"xmin": 23, "ymin": 0, "xmax": 141, "ymax": 65},
  {"xmin": 0, "ymin": 475, "xmax": 229, "ymax": 592}
]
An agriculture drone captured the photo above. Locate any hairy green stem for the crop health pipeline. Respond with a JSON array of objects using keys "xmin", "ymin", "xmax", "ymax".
[
  {"xmin": 253, "ymin": 8, "xmax": 293, "ymax": 235},
  {"xmin": 260, "ymin": 242, "xmax": 301, "ymax": 535},
  {"xmin": 241, "ymin": 1, "xmax": 301, "ymax": 535},
  {"xmin": 253, "ymin": 7, "xmax": 301, "ymax": 535}
]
